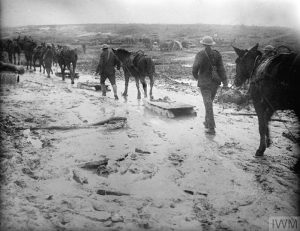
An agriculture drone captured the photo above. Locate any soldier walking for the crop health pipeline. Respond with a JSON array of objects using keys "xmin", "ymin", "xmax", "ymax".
[
  {"xmin": 96, "ymin": 44, "xmax": 120, "ymax": 100},
  {"xmin": 192, "ymin": 36, "xmax": 228, "ymax": 134}
]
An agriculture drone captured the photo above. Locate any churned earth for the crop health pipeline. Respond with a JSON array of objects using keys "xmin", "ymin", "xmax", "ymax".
[{"xmin": 0, "ymin": 68, "xmax": 299, "ymax": 231}]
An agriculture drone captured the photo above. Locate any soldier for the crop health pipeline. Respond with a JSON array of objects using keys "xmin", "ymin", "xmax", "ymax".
[
  {"xmin": 192, "ymin": 36, "xmax": 228, "ymax": 135},
  {"xmin": 43, "ymin": 44, "xmax": 54, "ymax": 78},
  {"xmin": 96, "ymin": 44, "xmax": 120, "ymax": 100}
]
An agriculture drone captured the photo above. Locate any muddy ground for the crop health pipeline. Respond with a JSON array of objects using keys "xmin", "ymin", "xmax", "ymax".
[{"xmin": 0, "ymin": 60, "xmax": 299, "ymax": 230}]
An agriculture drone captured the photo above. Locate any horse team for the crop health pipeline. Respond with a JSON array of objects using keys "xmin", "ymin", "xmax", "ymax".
[{"xmin": 0, "ymin": 36, "xmax": 78, "ymax": 83}]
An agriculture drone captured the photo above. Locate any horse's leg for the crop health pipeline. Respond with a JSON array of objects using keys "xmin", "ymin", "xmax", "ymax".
[
  {"xmin": 140, "ymin": 76, "xmax": 147, "ymax": 98},
  {"xmin": 33, "ymin": 57, "xmax": 36, "ymax": 71},
  {"xmin": 60, "ymin": 64, "xmax": 65, "ymax": 81},
  {"xmin": 135, "ymin": 76, "xmax": 141, "ymax": 99},
  {"xmin": 17, "ymin": 52, "xmax": 20, "ymax": 65},
  {"xmin": 122, "ymin": 71, "xmax": 129, "ymax": 97},
  {"xmin": 8, "ymin": 52, "xmax": 12, "ymax": 63},
  {"xmin": 149, "ymin": 74, "xmax": 154, "ymax": 100},
  {"xmin": 254, "ymin": 101, "xmax": 267, "ymax": 156},
  {"xmin": 13, "ymin": 53, "xmax": 16, "ymax": 64},
  {"xmin": 71, "ymin": 61, "xmax": 76, "ymax": 84},
  {"xmin": 68, "ymin": 63, "xmax": 74, "ymax": 84},
  {"xmin": 265, "ymin": 108, "xmax": 274, "ymax": 148}
]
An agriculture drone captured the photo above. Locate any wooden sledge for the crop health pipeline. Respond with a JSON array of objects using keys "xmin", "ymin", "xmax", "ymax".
[
  {"xmin": 77, "ymin": 82, "xmax": 110, "ymax": 91},
  {"xmin": 143, "ymin": 98, "xmax": 197, "ymax": 118},
  {"xmin": 55, "ymin": 72, "xmax": 80, "ymax": 79}
]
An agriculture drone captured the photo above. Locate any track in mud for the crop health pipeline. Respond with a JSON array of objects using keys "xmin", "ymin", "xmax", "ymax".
[{"xmin": 0, "ymin": 71, "xmax": 299, "ymax": 231}]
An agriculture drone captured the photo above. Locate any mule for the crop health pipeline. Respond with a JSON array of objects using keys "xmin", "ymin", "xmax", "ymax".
[
  {"xmin": 19, "ymin": 37, "xmax": 37, "ymax": 70},
  {"xmin": 7, "ymin": 39, "xmax": 21, "ymax": 65},
  {"xmin": 233, "ymin": 44, "xmax": 300, "ymax": 161},
  {"xmin": 33, "ymin": 42, "xmax": 47, "ymax": 72},
  {"xmin": 112, "ymin": 48, "xmax": 155, "ymax": 99},
  {"xmin": 57, "ymin": 46, "xmax": 78, "ymax": 84}
]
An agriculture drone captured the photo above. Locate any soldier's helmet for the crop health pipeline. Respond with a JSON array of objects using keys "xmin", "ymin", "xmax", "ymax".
[
  {"xmin": 263, "ymin": 45, "xmax": 275, "ymax": 52},
  {"xmin": 102, "ymin": 44, "xmax": 109, "ymax": 49},
  {"xmin": 200, "ymin": 36, "xmax": 216, "ymax": 46}
]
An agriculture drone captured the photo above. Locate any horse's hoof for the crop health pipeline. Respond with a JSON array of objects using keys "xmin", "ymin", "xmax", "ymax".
[
  {"xmin": 122, "ymin": 92, "xmax": 128, "ymax": 97},
  {"xmin": 255, "ymin": 150, "xmax": 264, "ymax": 157},
  {"xmin": 71, "ymin": 82, "xmax": 74, "ymax": 84}
]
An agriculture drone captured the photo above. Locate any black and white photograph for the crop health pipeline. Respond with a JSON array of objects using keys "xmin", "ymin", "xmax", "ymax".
[{"xmin": 0, "ymin": 0, "xmax": 300, "ymax": 230}]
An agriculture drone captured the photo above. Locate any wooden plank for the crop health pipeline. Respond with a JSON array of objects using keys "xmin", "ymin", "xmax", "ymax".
[
  {"xmin": 143, "ymin": 99, "xmax": 196, "ymax": 118},
  {"xmin": 145, "ymin": 100, "xmax": 195, "ymax": 110}
]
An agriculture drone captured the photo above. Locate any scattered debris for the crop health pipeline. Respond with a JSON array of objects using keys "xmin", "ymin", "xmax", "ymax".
[
  {"xmin": 96, "ymin": 189, "xmax": 130, "ymax": 196},
  {"xmin": 78, "ymin": 158, "xmax": 109, "ymax": 170},
  {"xmin": 16, "ymin": 117, "xmax": 127, "ymax": 131},
  {"xmin": 184, "ymin": 190, "xmax": 194, "ymax": 195},
  {"xmin": 84, "ymin": 211, "xmax": 111, "ymax": 222},
  {"xmin": 282, "ymin": 131, "xmax": 297, "ymax": 143},
  {"xmin": 72, "ymin": 170, "xmax": 88, "ymax": 184},
  {"xmin": 135, "ymin": 148, "xmax": 151, "ymax": 154},
  {"xmin": 111, "ymin": 213, "xmax": 124, "ymax": 222}
]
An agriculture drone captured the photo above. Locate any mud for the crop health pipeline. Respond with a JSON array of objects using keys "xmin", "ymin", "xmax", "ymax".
[{"xmin": 0, "ymin": 69, "xmax": 299, "ymax": 231}]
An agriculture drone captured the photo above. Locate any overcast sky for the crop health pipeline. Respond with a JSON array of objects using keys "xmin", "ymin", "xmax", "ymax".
[{"xmin": 1, "ymin": 0, "xmax": 300, "ymax": 28}]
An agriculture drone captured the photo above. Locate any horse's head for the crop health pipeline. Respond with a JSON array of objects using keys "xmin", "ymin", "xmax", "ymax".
[
  {"xmin": 112, "ymin": 48, "xmax": 131, "ymax": 63},
  {"xmin": 233, "ymin": 44, "xmax": 261, "ymax": 87}
]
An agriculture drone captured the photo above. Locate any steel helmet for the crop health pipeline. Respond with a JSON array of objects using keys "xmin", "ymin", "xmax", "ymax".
[
  {"xmin": 263, "ymin": 45, "xmax": 274, "ymax": 51},
  {"xmin": 200, "ymin": 36, "xmax": 216, "ymax": 46},
  {"xmin": 102, "ymin": 44, "xmax": 109, "ymax": 49}
]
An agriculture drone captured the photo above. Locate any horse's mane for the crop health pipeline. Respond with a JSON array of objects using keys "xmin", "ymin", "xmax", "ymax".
[{"xmin": 117, "ymin": 48, "xmax": 131, "ymax": 55}]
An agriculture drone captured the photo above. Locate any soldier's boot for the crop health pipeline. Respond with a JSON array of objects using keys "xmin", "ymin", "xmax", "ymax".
[
  {"xmin": 112, "ymin": 84, "xmax": 118, "ymax": 100},
  {"xmin": 101, "ymin": 84, "xmax": 106, "ymax": 96}
]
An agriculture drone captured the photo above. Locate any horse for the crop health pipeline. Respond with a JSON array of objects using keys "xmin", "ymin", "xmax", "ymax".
[
  {"xmin": 19, "ymin": 37, "xmax": 37, "ymax": 70},
  {"xmin": 7, "ymin": 39, "xmax": 21, "ymax": 65},
  {"xmin": 56, "ymin": 46, "xmax": 78, "ymax": 84},
  {"xmin": 112, "ymin": 48, "xmax": 155, "ymax": 99},
  {"xmin": 233, "ymin": 44, "xmax": 300, "ymax": 171},
  {"xmin": 33, "ymin": 42, "xmax": 47, "ymax": 72}
]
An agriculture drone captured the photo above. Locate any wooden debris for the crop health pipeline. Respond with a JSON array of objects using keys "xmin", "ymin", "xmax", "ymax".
[
  {"xmin": 96, "ymin": 189, "xmax": 130, "ymax": 196},
  {"xmin": 16, "ymin": 117, "xmax": 127, "ymax": 131},
  {"xmin": 78, "ymin": 159, "xmax": 108, "ymax": 170},
  {"xmin": 72, "ymin": 170, "xmax": 88, "ymax": 184}
]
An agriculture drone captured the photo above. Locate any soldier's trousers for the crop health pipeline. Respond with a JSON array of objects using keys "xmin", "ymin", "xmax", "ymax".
[{"xmin": 199, "ymin": 85, "xmax": 219, "ymax": 129}]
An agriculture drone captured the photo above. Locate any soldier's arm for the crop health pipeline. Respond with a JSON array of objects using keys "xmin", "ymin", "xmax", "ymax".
[
  {"xmin": 96, "ymin": 53, "xmax": 105, "ymax": 74},
  {"xmin": 192, "ymin": 53, "xmax": 201, "ymax": 79},
  {"xmin": 216, "ymin": 53, "xmax": 228, "ymax": 86}
]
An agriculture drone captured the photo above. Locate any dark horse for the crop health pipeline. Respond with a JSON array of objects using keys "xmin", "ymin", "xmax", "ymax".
[
  {"xmin": 233, "ymin": 44, "xmax": 300, "ymax": 170},
  {"xmin": 7, "ymin": 39, "xmax": 21, "ymax": 65},
  {"xmin": 57, "ymin": 46, "xmax": 78, "ymax": 84},
  {"xmin": 112, "ymin": 48, "xmax": 155, "ymax": 99},
  {"xmin": 18, "ymin": 37, "xmax": 37, "ymax": 70},
  {"xmin": 33, "ymin": 42, "xmax": 47, "ymax": 72}
]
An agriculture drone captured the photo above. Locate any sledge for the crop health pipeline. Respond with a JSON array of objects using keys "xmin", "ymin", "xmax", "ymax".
[
  {"xmin": 55, "ymin": 72, "xmax": 80, "ymax": 78},
  {"xmin": 77, "ymin": 82, "xmax": 110, "ymax": 91},
  {"xmin": 143, "ymin": 98, "xmax": 197, "ymax": 118}
]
